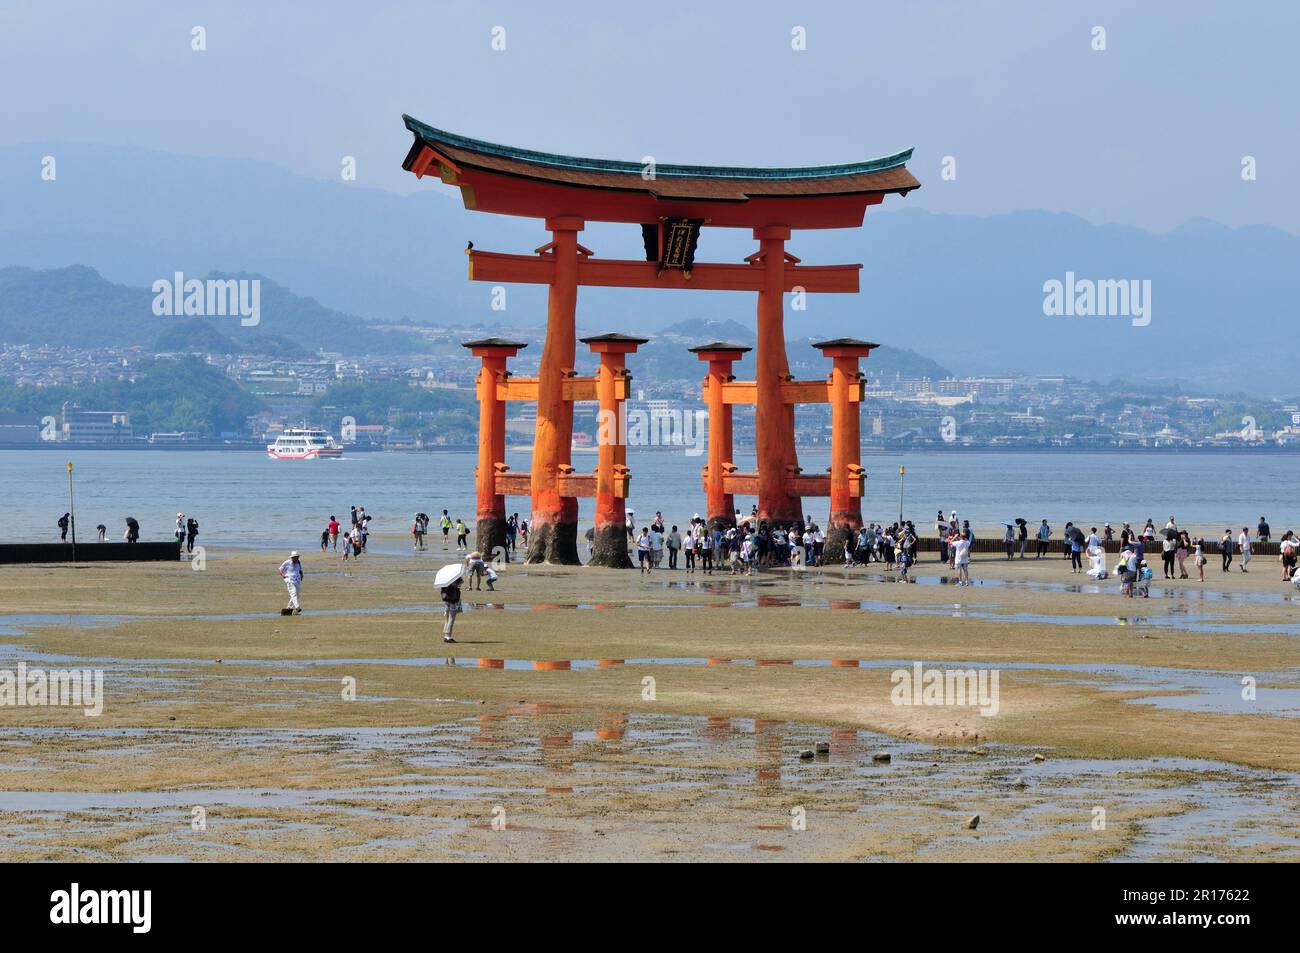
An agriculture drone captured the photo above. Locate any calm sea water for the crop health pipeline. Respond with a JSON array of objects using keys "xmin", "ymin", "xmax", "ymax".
[{"xmin": 2, "ymin": 448, "xmax": 1295, "ymax": 550}]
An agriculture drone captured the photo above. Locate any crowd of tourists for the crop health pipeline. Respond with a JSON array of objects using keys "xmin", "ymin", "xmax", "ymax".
[
  {"xmin": 625, "ymin": 509, "xmax": 836, "ymax": 576},
  {"xmin": 278, "ymin": 503, "xmax": 1299, "ymax": 619},
  {"xmin": 317, "ymin": 505, "xmax": 371, "ymax": 560}
]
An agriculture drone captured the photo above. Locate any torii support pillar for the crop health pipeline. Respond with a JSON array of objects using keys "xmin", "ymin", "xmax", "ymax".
[
  {"xmin": 690, "ymin": 341, "xmax": 752, "ymax": 530},
  {"xmin": 813, "ymin": 338, "xmax": 876, "ymax": 563},
  {"xmin": 582, "ymin": 333, "xmax": 647, "ymax": 567},
  {"xmin": 753, "ymin": 226, "xmax": 803, "ymax": 526},
  {"xmin": 529, "ymin": 216, "xmax": 585, "ymax": 565},
  {"xmin": 465, "ymin": 337, "xmax": 527, "ymax": 558}
]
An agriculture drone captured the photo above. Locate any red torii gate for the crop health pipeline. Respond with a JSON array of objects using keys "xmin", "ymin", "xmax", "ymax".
[{"xmin": 401, "ymin": 116, "xmax": 919, "ymax": 565}]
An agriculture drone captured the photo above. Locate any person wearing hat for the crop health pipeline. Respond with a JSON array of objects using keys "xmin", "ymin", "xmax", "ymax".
[
  {"xmin": 175, "ymin": 513, "xmax": 186, "ymax": 547},
  {"xmin": 278, "ymin": 551, "xmax": 304, "ymax": 614}
]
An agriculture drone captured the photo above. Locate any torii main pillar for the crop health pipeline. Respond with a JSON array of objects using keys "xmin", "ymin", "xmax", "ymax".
[
  {"xmin": 583, "ymin": 333, "xmax": 646, "ymax": 567},
  {"xmin": 528, "ymin": 216, "xmax": 584, "ymax": 565},
  {"xmin": 691, "ymin": 342, "xmax": 751, "ymax": 530},
  {"xmin": 465, "ymin": 337, "xmax": 526, "ymax": 558},
  {"xmin": 814, "ymin": 338, "xmax": 876, "ymax": 563},
  {"xmin": 754, "ymin": 226, "xmax": 802, "ymax": 526}
]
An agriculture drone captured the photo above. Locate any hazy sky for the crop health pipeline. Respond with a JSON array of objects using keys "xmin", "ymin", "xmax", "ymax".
[{"xmin": 3, "ymin": 0, "xmax": 1297, "ymax": 233}]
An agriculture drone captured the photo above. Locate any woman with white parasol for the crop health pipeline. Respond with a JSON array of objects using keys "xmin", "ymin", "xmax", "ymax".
[{"xmin": 435, "ymin": 563, "xmax": 464, "ymax": 643}]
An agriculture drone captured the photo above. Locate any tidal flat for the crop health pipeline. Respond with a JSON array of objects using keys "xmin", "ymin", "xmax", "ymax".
[{"xmin": 1, "ymin": 547, "xmax": 1296, "ymax": 861}]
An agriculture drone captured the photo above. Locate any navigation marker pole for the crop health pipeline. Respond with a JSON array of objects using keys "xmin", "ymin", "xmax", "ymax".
[
  {"xmin": 898, "ymin": 465, "xmax": 905, "ymax": 527},
  {"xmin": 66, "ymin": 461, "xmax": 77, "ymax": 564}
]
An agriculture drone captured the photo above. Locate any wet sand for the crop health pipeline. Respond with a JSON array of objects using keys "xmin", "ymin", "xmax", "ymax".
[{"xmin": 1, "ymin": 544, "xmax": 1297, "ymax": 861}]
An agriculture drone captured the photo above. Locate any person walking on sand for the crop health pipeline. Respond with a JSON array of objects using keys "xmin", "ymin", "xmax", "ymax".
[
  {"xmin": 953, "ymin": 530, "xmax": 972, "ymax": 587},
  {"xmin": 455, "ymin": 518, "xmax": 468, "ymax": 551},
  {"xmin": 1086, "ymin": 526, "xmax": 1101, "ymax": 564},
  {"xmin": 636, "ymin": 527, "xmax": 652, "ymax": 574},
  {"xmin": 320, "ymin": 526, "xmax": 330, "ymax": 552},
  {"xmin": 899, "ymin": 526, "xmax": 916, "ymax": 581},
  {"xmin": 440, "ymin": 510, "xmax": 452, "ymax": 549},
  {"xmin": 506, "ymin": 514, "xmax": 518, "ymax": 559},
  {"xmin": 1175, "ymin": 531, "xmax": 1190, "ymax": 579},
  {"xmin": 1220, "ymin": 529, "xmax": 1234, "ymax": 572},
  {"xmin": 1003, "ymin": 522, "xmax": 1015, "ymax": 560},
  {"xmin": 1066, "ymin": 523, "xmax": 1083, "ymax": 573},
  {"xmin": 1258, "ymin": 516, "xmax": 1271, "ymax": 545},
  {"xmin": 1161, "ymin": 529, "xmax": 1177, "ymax": 580},
  {"xmin": 742, "ymin": 531, "xmax": 757, "ymax": 576},
  {"xmin": 667, "ymin": 525, "xmax": 681, "ymax": 570},
  {"xmin": 278, "ymin": 551, "xmax": 304, "ymax": 614},
  {"xmin": 1239, "ymin": 527, "xmax": 1252, "ymax": 572},
  {"xmin": 1120, "ymin": 546, "xmax": 1140, "ymax": 598},
  {"xmin": 1278, "ymin": 532, "xmax": 1297, "ymax": 582},
  {"xmin": 440, "ymin": 579, "xmax": 462, "ymax": 643},
  {"xmin": 1036, "ymin": 519, "xmax": 1051, "ymax": 558},
  {"xmin": 1193, "ymin": 537, "xmax": 1206, "ymax": 582},
  {"xmin": 328, "ymin": 515, "xmax": 340, "ymax": 551}
]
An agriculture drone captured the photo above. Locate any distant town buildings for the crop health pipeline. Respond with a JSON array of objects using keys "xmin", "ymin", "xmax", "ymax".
[
  {"xmin": 61, "ymin": 402, "xmax": 132, "ymax": 442},
  {"xmin": 2, "ymin": 339, "xmax": 1299, "ymax": 450}
]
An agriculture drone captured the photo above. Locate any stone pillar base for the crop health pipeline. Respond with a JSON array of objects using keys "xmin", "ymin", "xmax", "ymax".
[
  {"xmin": 823, "ymin": 514, "xmax": 863, "ymax": 565},
  {"xmin": 475, "ymin": 516, "xmax": 509, "ymax": 563},
  {"xmin": 707, "ymin": 514, "xmax": 736, "ymax": 534},
  {"xmin": 526, "ymin": 520, "xmax": 580, "ymax": 565},
  {"xmin": 588, "ymin": 524, "xmax": 633, "ymax": 568},
  {"xmin": 758, "ymin": 497, "xmax": 805, "ymax": 530}
]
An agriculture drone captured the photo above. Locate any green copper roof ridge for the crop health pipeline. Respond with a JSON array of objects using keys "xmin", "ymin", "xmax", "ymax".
[{"xmin": 403, "ymin": 115, "xmax": 913, "ymax": 180}]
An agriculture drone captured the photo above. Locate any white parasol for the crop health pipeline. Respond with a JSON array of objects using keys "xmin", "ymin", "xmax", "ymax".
[{"xmin": 434, "ymin": 563, "xmax": 464, "ymax": 587}]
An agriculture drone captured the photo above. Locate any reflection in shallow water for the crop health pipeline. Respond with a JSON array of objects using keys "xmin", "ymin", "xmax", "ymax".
[
  {"xmin": 3, "ymin": 643, "xmax": 1295, "ymax": 718},
  {"xmin": 0, "ymin": 710, "xmax": 1295, "ymax": 860}
]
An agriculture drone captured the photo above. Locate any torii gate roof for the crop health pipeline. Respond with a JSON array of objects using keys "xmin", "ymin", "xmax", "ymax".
[{"xmin": 401, "ymin": 115, "xmax": 919, "ymax": 229}]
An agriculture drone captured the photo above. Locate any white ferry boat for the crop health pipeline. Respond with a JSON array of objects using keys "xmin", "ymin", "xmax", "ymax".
[{"xmin": 266, "ymin": 428, "xmax": 344, "ymax": 460}]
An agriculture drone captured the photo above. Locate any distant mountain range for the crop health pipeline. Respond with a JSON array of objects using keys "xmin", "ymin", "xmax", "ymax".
[
  {"xmin": 3, "ymin": 141, "xmax": 1296, "ymax": 392},
  {"xmin": 643, "ymin": 318, "xmax": 952, "ymax": 382},
  {"xmin": 0, "ymin": 265, "xmax": 418, "ymax": 353}
]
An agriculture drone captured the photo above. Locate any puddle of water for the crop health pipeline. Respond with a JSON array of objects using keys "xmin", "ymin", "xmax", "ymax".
[
  {"xmin": 5, "ymin": 713, "xmax": 1292, "ymax": 861},
  {"xmin": 5, "ymin": 586, "xmax": 1299, "ymax": 636},
  {"xmin": 3, "ymin": 643, "xmax": 1293, "ymax": 718}
]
